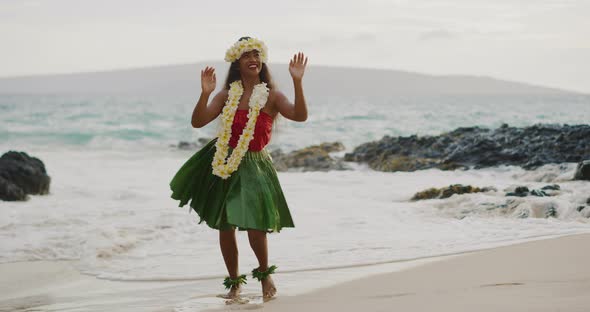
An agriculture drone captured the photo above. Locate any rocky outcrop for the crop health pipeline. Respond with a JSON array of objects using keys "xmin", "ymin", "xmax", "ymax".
[
  {"xmin": 505, "ymin": 184, "xmax": 561, "ymax": 197},
  {"xmin": 170, "ymin": 138, "xmax": 213, "ymax": 150},
  {"xmin": 271, "ymin": 142, "xmax": 351, "ymax": 172},
  {"xmin": 345, "ymin": 123, "xmax": 590, "ymax": 172},
  {"xmin": 411, "ymin": 184, "xmax": 496, "ymax": 200},
  {"xmin": 0, "ymin": 151, "xmax": 51, "ymax": 201},
  {"xmin": 412, "ymin": 183, "xmax": 563, "ymax": 201},
  {"xmin": 574, "ymin": 160, "xmax": 590, "ymax": 180}
]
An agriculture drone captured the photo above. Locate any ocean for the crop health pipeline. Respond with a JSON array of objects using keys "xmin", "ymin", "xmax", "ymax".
[
  {"xmin": 1, "ymin": 92, "xmax": 589, "ymax": 310},
  {"xmin": 2, "ymin": 93, "xmax": 589, "ymax": 152}
]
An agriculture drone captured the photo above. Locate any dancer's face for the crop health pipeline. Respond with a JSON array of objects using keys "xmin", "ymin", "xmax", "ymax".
[{"xmin": 238, "ymin": 50, "xmax": 262, "ymax": 77}]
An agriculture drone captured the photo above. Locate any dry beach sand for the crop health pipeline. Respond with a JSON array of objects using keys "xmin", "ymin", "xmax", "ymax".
[
  {"xmin": 221, "ymin": 233, "xmax": 590, "ymax": 312},
  {"xmin": 1, "ymin": 233, "xmax": 589, "ymax": 311}
]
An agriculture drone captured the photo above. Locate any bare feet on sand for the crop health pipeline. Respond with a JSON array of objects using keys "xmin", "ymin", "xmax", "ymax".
[
  {"xmin": 261, "ymin": 275, "xmax": 277, "ymax": 301},
  {"xmin": 218, "ymin": 284, "xmax": 242, "ymax": 299}
]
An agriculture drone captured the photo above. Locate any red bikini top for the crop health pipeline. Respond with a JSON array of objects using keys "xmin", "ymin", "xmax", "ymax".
[{"xmin": 228, "ymin": 109, "xmax": 274, "ymax": 151}]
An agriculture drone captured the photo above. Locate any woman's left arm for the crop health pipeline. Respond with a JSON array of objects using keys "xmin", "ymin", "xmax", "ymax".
[{"xmin": 274, "ymin": 52, "xmax": 308, "ymax": 122}]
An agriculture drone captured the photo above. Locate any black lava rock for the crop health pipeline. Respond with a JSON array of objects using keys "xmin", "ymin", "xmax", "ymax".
[
  {"xmin": 574, "ymin": 160, "xmax": 590, "ymax": 180},
  {"xmin": 345, "ymin": 123, "xmax": 590, "ymax": 172},
  {"xmin": 506, "ymin": 186, "xmax": 530, "ymax": 197},
  {"xmin": 541, "ymin": 184, "xmax": 560, "ymax": 190},
  {"xmin": 0, "ymin": 151, "xmax": 51, "ymax": 201},
  {"xmin": 506, "ymin": 185, "xmax": 552, "ymax": 197}
]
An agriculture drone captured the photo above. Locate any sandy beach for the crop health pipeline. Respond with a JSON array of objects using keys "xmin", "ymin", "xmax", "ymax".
[
  {"xmin": 0, "ymin": 233, "xmax": 587, "ymax": 311},
  {"xmin": 247, "ymin": 233, "xmax": 590, "ymax": 312}
]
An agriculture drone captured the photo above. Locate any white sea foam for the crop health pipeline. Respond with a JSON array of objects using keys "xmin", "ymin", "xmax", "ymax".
[{"xmin": 1, "ymin": 149, "xmax": 588, "ymax": 284}]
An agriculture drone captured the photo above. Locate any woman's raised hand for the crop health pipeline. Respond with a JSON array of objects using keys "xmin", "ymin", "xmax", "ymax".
[
  {"xmin": 289, "ymin": 52, "xmax": 308, "ymax": 81},
  {"xmin": 201, "ymin": 66, "xmax": 216, "ymax": 94}
]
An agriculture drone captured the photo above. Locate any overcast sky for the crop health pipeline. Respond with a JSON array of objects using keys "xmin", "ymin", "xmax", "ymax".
[{"xmin": 1, "ymin": 0, "xmax": 589, "ymax": 93}]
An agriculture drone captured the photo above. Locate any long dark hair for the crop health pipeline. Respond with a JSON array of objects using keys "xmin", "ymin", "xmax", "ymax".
[{"xmin": 223, "ymin": 36, "xmax": 281, "ymax": 128}]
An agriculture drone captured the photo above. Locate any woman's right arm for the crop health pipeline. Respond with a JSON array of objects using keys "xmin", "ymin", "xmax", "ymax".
[
  {"xmin": 191, "ymin": 89, "xmax": 227, "ymax": 128},
  {"xmin": 191, "ymin": 66, "xmax": 227, "ymax": 128}
]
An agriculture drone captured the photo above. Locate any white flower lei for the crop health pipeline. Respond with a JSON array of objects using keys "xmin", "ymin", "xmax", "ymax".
[
  {"xmin": 224, "ymin": 37, "xmax": 268, "ymax": 63},
  {"xmin": 211, "ymin": 80, "xmax": 270, "ymax": 179}
]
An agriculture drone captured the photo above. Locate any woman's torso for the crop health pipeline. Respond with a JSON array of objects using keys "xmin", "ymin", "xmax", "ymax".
[{"xmin": 228, "ymin": 109, "xmax": 274, "ymax": 151}]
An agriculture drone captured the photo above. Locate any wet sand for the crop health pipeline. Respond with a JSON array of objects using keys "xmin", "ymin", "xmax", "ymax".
[
  {"xmin": 248, "ymin": 233, "xmax": 590, "ymax": 312},
  {"xmin": 2, "ymin": 233, "xmax": 589, "ymax": 311}
]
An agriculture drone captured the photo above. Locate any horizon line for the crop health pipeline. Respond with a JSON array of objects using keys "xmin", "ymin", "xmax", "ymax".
[{"xmin": 0, "ymin": 60, "xmax": 587, "ymax": 95}]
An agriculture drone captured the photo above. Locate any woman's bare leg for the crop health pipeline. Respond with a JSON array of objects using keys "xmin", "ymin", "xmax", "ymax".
[
  {"xmin": 219, "ymin": 227, "xmax": 241, "ymax": 298},
  {"xmin": 247, "ymin": 229, "xmax": 277, "ymax": 299}
]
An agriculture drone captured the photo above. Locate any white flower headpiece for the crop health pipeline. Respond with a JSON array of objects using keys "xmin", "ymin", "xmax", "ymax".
[{"xmin": 224, "ymin": 37, "xmax": 268, "ymax": 63}]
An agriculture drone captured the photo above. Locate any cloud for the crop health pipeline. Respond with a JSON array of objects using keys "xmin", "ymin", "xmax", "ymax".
[
  {"xmin": 288, "ymin": 31, "xmax": 378, "ymax": 48},
  {"xmin": 418, "ymin": 29, "xmax": 456, "ymax": 41},
  {"xmin": 352, "ymin": 32, "xmax": 378, "ymax": 42}
]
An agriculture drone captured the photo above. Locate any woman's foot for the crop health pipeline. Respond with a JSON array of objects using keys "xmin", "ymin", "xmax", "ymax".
[
  {"xmin": 252, "ymin": 265, "xmax": 278, "ymax": 301},
  {"xmin": 219, "ymin": 284, "xmax": 242, "ymax": 299},
  {"xmin": 227, "ymin": 283, "xmax": 242, "ymax": 299},
  {"xmin": 261, "ymin": 274, "xmax": 277, "ymax": 301},
  {"xmin": 219, "ymin": 274, "xmax": 247, "ymax": 299}
]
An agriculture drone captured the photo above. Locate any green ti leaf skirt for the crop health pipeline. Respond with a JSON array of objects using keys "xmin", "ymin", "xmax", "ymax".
[{"xmin": 169, "ymin": 138, "xmax": 295, "ymax": 233}]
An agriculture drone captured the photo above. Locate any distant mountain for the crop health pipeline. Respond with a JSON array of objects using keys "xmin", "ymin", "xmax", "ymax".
[{"xmin": 0, "ymin": 62, "xmax": 578, "ymax": 97}]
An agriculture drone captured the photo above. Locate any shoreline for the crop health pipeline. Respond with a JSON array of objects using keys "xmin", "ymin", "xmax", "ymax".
[
  {"xmin": 2, "ymin": 233, "xmax": 589, "ymax": 311},
  {"xmin": 250, "ymin": 232, "xmax": 590, "ymax": 312}
]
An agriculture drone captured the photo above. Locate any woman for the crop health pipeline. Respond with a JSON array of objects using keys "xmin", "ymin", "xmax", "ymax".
[{"xmin": 169, "ymin": 36, "xmax": 308, "ymax": 301}]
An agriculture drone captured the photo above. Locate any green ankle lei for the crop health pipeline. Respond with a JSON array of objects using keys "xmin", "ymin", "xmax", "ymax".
[
  {"xmin": 222, "ymin": 274, "xmax": 247, "ymax": 289},
  {"xmin": 251, "ymin": 265, "xmax": 277, "ymax": 281}
]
